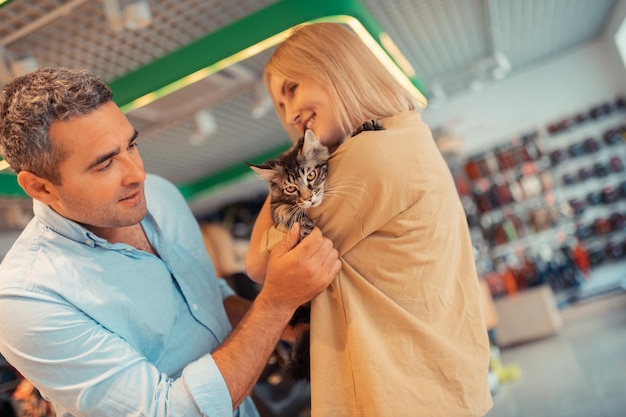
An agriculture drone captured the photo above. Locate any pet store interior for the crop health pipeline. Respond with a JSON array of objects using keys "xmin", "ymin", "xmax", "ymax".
[{"xmin": 0, "ymin": 1, "xmax": 625, "ymax": 416}]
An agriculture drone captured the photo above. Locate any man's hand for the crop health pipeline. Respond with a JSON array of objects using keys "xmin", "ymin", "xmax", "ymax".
[{"xmin": 261, "ymin": 223, "xmax": 341, "ymax": 313}]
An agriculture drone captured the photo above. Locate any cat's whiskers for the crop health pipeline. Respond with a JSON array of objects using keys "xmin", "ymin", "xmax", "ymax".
[
  {"xmin": 284, "ymin": 204, "xmax": 307, "ymax": 227},
  {"xmin": 324, "ymin": 176, "xmax": 366, "ymax": 204}
]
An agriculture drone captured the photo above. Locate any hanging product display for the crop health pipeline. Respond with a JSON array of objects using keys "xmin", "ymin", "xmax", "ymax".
[{"xmin": 454, "ymin": 96, "xmax": 626, "ymax": 300}]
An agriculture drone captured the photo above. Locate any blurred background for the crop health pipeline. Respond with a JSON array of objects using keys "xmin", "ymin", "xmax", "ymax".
[{"xmin": 0, "ymin": 1, "xmax": 625, "ymax": 416}]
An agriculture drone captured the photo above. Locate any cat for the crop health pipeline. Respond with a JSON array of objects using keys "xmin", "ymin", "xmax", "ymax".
[
  {"xmin": 248, "ymin": 120, "xmax": 384, "ymax": 240},
  {"xmin": 247, "ymin": 120, "xmax": 384, "ymax": 381},
  {"xmin": 248, "ymin": 129, "xmax": 329, "ymax": 242}
]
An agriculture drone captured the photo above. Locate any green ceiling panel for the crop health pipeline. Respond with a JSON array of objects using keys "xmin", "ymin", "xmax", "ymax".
[
  {"xmin": 177, "ymin": 143, "xmax": 291, "ymax": 199},
  {"xmin": 0, "ymin": 172, "xmax": 25, "ymax": 197}
]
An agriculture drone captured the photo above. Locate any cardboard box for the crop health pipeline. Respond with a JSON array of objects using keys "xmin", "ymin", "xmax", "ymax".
[{"xmin": 494, "ymin": 285, "xmax": 562, "ymax": 346}]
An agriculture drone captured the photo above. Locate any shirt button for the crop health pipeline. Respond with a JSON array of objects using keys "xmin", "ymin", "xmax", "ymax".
[{"xmin": 192, "ymin": 304, "xmax": 198, "ymax": 311}]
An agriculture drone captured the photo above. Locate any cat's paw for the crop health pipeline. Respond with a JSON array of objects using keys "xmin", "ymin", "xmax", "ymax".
[{"xmin": 299, "ymin": 219, "xmax": 314, "ymax": 240}]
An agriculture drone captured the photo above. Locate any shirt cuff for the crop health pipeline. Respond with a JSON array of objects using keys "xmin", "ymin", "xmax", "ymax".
[{"xmin": 183, "ymin": 354, "xmax": 233, "ymax": 417}]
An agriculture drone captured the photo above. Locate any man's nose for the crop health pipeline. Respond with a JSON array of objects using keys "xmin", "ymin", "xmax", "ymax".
[{"xmin": 122, "ymin": 153, "xmax": 146, "ymax": 185}]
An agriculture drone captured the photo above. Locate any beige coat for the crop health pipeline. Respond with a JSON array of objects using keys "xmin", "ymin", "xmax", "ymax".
[{"xmin": 263, "ymin": 111, "xmax": 492, "ymax": 416}]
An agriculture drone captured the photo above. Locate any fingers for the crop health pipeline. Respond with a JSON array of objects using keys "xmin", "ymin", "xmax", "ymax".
[
  {"xmin": 263, "ymin": 225, "xmax": 340, "ymax": 310},
  {"xmin": 272, "ymin": 223, "xmax": 301, "ymax": 257},
  {"xmin": 323, "ymin": 248, "xmax": 342, "ymax": 279},
  {"xmin": 299, "ymin": 227, "xmax": 341, "ymax": 282},
  {"xmin": 296, "ymin": 227, "xmax": 330, "ymax": 260}
]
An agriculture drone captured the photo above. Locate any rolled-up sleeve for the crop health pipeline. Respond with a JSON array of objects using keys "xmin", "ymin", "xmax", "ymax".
[{"xmin": 182, "ymin": 354, "xmax": 234, "ymax": 416}]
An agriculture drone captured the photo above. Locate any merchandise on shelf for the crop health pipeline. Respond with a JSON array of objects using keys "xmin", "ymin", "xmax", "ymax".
[{"xmin": 455, "ymin": 96, "xmax": 626, "ymax": 298}]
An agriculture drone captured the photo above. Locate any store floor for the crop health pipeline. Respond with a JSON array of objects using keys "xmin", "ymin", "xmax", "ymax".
[{"xmin": 486, "ymin": 290, "xmax": 626, "ymax": 417}]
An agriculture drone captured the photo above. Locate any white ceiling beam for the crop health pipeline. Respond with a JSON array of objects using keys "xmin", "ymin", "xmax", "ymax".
[{"xmin": 0, "ymin": 0, "xmax": 90, "ymax": 47}]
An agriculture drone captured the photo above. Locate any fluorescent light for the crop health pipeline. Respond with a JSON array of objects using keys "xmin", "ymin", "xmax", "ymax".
[
  {"xmin": 10, "ymin": 53, "xmax": 38, "ymax": 77},
  {"xmin": 124, "ymin": 0, "xmax": 152, "ymax": 30},
  {"xmin": 616, "ymin": 16, "xmax": 626, "ymax": 69},
  {"xmin": 379, "ymin": 32, "xmax": 416, "ymax": 77},
  {"xmin": 102, "ymin": 0, "xmax": 124, "ymax": 32},
  {"xmin": 103, "ymin": 0, "xmax": 152, "ymax": 32},
  {"xmin": 251, "ymin": 81, "xmax": 273, "ymax": 119}
]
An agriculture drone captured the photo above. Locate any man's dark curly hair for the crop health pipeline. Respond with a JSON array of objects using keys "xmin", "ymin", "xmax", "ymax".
[{"xmin": 0, "ymin": 67, "xmax": 113, "ymax": 184}]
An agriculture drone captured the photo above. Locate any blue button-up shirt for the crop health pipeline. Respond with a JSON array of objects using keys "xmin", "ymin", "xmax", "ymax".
[{"xmin": 0, "ymin": 174, "xmax": 259, "ymax": 417}]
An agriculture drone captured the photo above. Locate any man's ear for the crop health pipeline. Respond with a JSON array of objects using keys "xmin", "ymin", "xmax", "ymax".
[{"xmin": 16, "ymin": 171, "xmax": 58, "ymax": 204}]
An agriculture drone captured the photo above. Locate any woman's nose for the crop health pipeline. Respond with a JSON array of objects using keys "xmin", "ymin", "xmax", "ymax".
[{"xmin": 285, "ymin": 105, "xmax": 301, "ymax": 127}]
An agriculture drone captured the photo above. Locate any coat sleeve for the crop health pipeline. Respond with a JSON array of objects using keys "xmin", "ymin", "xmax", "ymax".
[{"xmin": 312, "ymin": 116, "xmax": 439, "ymax": 256}]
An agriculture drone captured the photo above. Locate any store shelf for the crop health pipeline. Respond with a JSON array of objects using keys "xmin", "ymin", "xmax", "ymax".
[{"xmin": 458, "ymin": 97, "xmax": 626, "ymax": 300}]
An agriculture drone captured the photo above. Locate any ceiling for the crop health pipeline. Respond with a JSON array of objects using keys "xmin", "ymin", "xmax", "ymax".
[{"xmin": 0, "ymin": 0, "xmax": 620, "ymax": 232}]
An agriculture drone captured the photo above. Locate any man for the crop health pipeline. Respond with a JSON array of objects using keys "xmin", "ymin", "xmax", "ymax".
[{"xmin": 0, "ymin": 67, "xmax": 340, "ymax": 417}]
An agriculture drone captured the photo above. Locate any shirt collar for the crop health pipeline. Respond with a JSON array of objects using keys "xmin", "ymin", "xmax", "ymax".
[{"xmin": 32, "ymin": 200, "xmax": 151, "ymax": 249}]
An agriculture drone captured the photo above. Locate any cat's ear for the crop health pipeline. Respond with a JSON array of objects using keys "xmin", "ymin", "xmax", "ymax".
[
  {"xmin": 304, "ymin": 129, "xmax": 319, "ymax": 143},
  {"xmin": 303, "ymin": 129, "xmax": 321, "ymax": 153},
  {"xmin": 248, "ymin": 162, "xmax": 281, "ymax": 183}
]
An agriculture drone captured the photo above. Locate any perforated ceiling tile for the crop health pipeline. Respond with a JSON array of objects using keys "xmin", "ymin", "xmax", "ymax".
[
  {"xmin": 0, "ymin": 0, "xmax": 66, "ymax": 38},
  {"xmin": 2, "ymin": 0, "xmax": 279, "ymax": 82}
]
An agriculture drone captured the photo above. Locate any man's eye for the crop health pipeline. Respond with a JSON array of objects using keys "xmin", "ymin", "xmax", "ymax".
[{"xmin": 97, "ymin": 160, "xmax": 113, "ymax": 172}]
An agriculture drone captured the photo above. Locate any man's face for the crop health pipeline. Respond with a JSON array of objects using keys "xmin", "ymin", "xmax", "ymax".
[{"xmin": 46, "ymin": 101, "xmax": 147, "ymax": 237}]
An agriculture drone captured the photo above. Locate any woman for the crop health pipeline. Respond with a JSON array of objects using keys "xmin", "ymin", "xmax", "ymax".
[{"xmin": 246, "ymin": 22, "xmax": 492, "ymax": 417}]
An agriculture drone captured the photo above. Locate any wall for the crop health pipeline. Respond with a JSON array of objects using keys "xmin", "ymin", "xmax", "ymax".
[{"xmin": 422, "ymin": 39, "xmax": 626, "ymax": 156}]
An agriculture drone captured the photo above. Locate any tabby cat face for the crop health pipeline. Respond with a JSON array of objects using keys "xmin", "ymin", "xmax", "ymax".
[
  {"xmin": 250, "ymin": 129, "xmax": 329, "ymax": 208},
  {"xmin": 248, "ymin": 130, "xmax": 329, "ymax": 234}
]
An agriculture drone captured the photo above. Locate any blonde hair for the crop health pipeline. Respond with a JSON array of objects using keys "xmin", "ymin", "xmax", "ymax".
[{"xmin": 264, "ymin": 22, "xmax": 418, "ymax": 139}]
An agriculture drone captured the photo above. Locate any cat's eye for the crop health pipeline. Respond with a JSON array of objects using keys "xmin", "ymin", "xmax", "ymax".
[
  {"xmin": 285, "ymin": 185, "xmax": 297, "ymax": 194},
  {"xmin": 307, "ymin": 171, "xmax": 317, "ymax": 181}
]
